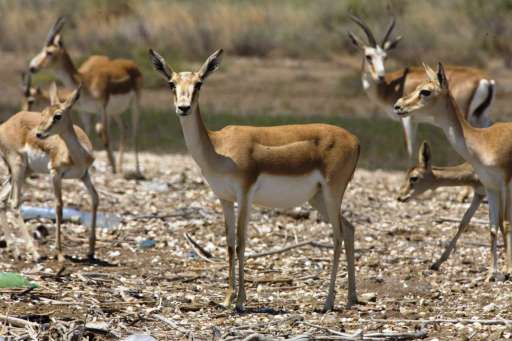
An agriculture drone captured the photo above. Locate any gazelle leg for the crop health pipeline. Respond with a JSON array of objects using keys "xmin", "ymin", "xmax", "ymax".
[
  {"xmin": 51, "ymin": 171, "xmax": 64, "ymax": 262},
  {"xmin": 131, "ymin": 98, "xmax": 142, "ymax": 177},
  {"xmin": 11, "ymin": 160, "xmax": 39, "ymax": 260},
  {"xmin": 322, "ymin": 188, "xmax": 343, "ymax": 311},
  {"xmin": 431, "ymin": 193, "xmax": 483, "ymax": 270},
  {"xmin": 113, "ymin": 115, "xmax": 125, "ymax": 175},
  {"xmin": 100, "ymin": 107, "xmax": 116, "ymax": 174},
  {"xmin": 220, "ymin": 199, "xmax": 236, "ymax": 307},
  {"xmin": 486, "ymin": 190, "xmax": 503, "ymax": 281},
  {"xmin": 505, "ymin": 184, "xmax": 512, "ymax": 273},
  {"xmin": 235, "ymin": 191, "xmax": 253, "ymax": 311},
  {"xmin": 401, "ymin": 116, "xmax": 418, "ymax": 165},
  {"xmin": 82, "ymin": 171, "xmax": 99, "ymax": 260}
]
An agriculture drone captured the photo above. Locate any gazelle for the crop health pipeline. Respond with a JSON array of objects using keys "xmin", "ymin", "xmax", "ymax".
[
  {"xmin": 28, "ymin": 17, "xmax": 144, "ymax": 179},
  {"xmin": 149, "ymin": 49, "xmax": 360, "ymax": 311},
  {"xmin": 20, "ymin": 71, "xmax": 72, "ymax": 112},
  {"xmin": 0, "ymin": 83, "xmax": 98, "ymax": 261},
  {"xmin": 397, "ymin": 141, "xmax": 492, "ymax": 270},
  {"xmin": 348, "ymin": 16, "xmax": 495, "ymax": 162},
  {"xmin": 394, "ymin": 63, "xmax": 512, "ymax": 280}
]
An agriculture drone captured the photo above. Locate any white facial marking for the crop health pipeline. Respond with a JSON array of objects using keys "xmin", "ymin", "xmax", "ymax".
[{"xmin": 364, "ymin": 46, "xmax": 387, "ymax": 79}]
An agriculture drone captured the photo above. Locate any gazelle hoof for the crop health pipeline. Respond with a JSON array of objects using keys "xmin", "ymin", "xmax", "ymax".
[
  {"xmin": 486, "ymin": 271, "xmax": 506, "ymax": 282},
  {"xmin": 123, "ymin": 171, "xmax": 145, "ymax": 181},
  {"xmin": 430, "ymin": 262, "xmax": 441, "ymax": 271}
]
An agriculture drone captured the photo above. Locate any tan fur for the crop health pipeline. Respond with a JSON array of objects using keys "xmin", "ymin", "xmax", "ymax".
[
  {"xmin": 150, "ymin": 49, "xmax": 361, "ymax": 311},
  {"xmin": 29, "ymin": 19, "xmax": 143, "ymax": 177},
  {"xmin": 394, "ymin": 63, "xmax": 512, "ymax": 279}
]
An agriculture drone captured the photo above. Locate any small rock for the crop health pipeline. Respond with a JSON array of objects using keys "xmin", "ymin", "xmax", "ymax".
[
  {"xmin": 138, "ymin": 239, "xmax": 156, "ymax": 250},
  {"xmin": 361, "ymin": 292, "xmax": 377, "ymax": 303}
]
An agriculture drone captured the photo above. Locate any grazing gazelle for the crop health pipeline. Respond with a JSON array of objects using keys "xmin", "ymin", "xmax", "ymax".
[
  {"xmin": 0, "ymin": 83, "xmax": 98, "ymax": 261},
  {"xmin": 348, "ymin": 15, "xmax": 495, "ymax": 162},
  {"xmin": 28, "ymin": 17, "xmax": 144, "ymax": 179},
  {"xmin": 394, "ymin": 63, "xmax": 512, "ymax": 280},
  {"xmin": 397, "ymin": 141, "xmax": 497, "ymax": 270},
  {"xmin": 149, "ymin": 49, "xmax": 360, "ymax": 311}
]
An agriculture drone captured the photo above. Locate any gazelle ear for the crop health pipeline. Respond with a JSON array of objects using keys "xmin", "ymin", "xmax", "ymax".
[
  {"xmin": 422, "ymin": 63, "xmax": 437, "ymax": 82},
  {"xmin": 63, "ymin": 85, "xmax": 81, "ymax": 109},
  {"xmin": 49, "ymin": 82, "xmax": 59, "ymax": 105},
  {"xmin": 148, "ymin": 49, "xmax": 174, "ymax": 80},
  {"xmin": 383, "ymin": 35, "xmax": 402, "ymax": 51},
  {"xmin": 198, "ymin": 49, "xmax": 223, "ymax": 80},
  {"xmin": 436, "ymin": 62, "xmax": 448, "ymax": 89},
  {"xmin": 418, "ymin": 141, "xmax": 431, "ymax": 170},
  {"xmin": 53, "ymin": 34, "xmax": 63, "ymax": 47}
]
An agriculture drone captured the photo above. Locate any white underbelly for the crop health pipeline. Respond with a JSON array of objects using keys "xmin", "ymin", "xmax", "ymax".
[
  {"xmin": 106, "ymin": 93, "xmax": 133, "ymax": 116},
  {"xmin": 24, "ymin": 146, "xmax": 51, "ymax": 174},
  {"xmin": 252, "ymin": 171, "xmax": 323, "ymax": 209}
]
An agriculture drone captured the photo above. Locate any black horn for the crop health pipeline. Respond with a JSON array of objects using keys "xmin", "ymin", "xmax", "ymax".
[
  {"xmin": 46, "ymin": 17, "xmax": 66, "ymax": 46},
  {"xmin": 21, "ymin": 71, "xmax": 32, "ymax": 97},
  {"xmin": 349, "ymin": 15, "xmax": 377, "ymax": 47},
  {"xmin": 381, "ymin": 17, "xmax": 396, "ymax": 47}
]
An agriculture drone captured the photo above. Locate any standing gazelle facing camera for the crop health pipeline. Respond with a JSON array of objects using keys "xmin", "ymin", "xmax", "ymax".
[
  {"xmin": 394, "ymin": 63, "xmax": 512, "ymax": 280},
  {"xmin": 149, "ymin": 49, "xmax": 361, "ymax": 311},
  {"xmin": 0, "ymin": 83, "xmax": 98, "ymax": 262}
]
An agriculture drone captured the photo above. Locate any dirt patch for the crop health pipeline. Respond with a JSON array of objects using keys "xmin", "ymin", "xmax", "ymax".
[{"xmin": 1, "ymin": 152, "xmax": 512, "ymax": 339}]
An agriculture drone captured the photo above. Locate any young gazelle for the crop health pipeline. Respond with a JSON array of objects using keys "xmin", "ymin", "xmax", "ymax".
[
  {"xmin": 0, "ymin": 83, "xmax": 98, "ymax": 261},
  {"xmin": 348, "ymin": 16, "xmax": 495, "ymax": 162},
  {"xmin": 397, "ymin": 141, "xmax": 490, "ymax": 270},
  {"xmin": 394, "ymin": 63, "xmax": 512, "ymax": 280},
  {"xmin": 29, "ymin": 17, "xmax": 144, "ymax": 179},
  {"xmin": 149, "ymin": 49, "xmax": 360, "ymax": 311}
]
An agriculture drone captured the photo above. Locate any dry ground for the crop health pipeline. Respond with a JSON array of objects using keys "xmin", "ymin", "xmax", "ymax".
[{"xmin": 1, "ymin": 152, "xmax": 512, "ymax": 340}]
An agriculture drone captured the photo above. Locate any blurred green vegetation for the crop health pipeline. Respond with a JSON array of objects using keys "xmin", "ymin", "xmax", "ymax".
[{"xmin": 107, "ymin": 109, "xmax": 462, "ymax": 171}]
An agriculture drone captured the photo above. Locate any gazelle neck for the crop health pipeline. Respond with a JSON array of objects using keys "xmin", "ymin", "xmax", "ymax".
[
  {"xmin": 179, "ymin": 103, "xmax": 225, "ymax": 172},
  {"xmin": 431, "ymin": 165, "xmax": 479, "ymax": 188},
  {"xmin": 435, "ymin": 93, "xmax": 476, "ymax": 162},
  {"xmin": 55, "ymin": 51, "xmax": 82, "ymax": 88},
  {"xmin": 58, "ymin": 123, "xmax": 90, "ymax": 163}
]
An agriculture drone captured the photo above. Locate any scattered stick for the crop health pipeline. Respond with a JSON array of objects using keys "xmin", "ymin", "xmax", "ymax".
[
  {"xmin": 153, "ymin": 314, "xmax": 189, "ymax": 334},
  {"xmin": 437, "ymin": 217, "xmax": 487, "ymax": 225},
  {"xmin": 360, "ymin": 318, "xmax": 512, "ymax": 326},
  {"xmin": 184, "ymin": 233, "xmax": 219, "ymax": 263},
  {"xmin": 246, "ymin": 240, "xmax": 314, "ymax": 259},
  {"xmin": 0, "ymin": 314, "xmax": 39, "ymax": 328},
  {"xmin": 302, "ymin": 320, "xmax": 427, "ymax": 340}
]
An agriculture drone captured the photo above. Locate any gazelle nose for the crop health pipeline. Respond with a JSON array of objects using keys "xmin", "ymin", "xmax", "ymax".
[
  {"xmin": 394, "ymin": 105, "xmax": 401, "ymax": 111},
  {"xmin": 378, "ymin": 75, "xmax": 385, "ymax": 81},
  {"xmin": 29, "ymin": 66, "xmax": 36, "ymax": 73},
  {"xmin": 178, "ymin": 105, "xmax": 190, "ymax": 113}
]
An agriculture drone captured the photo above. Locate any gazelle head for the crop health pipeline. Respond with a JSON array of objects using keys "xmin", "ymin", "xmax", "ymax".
[
  {"xmin": 348, "ymin": 15, "xmax": 402, "ymax": 82},
  {"xmin": 29, "ymin": 17, "xmax": 66, "ymax": 73},
  {"xmin": 397, "ymin": 141, "xmax": 434, "ymax": 202},
  {"xmin": 393, "ymin": 63, "xmax": 448, "ymax": 118},
  {"xmin": 36, "ymin": 83, "xmax": 80, "ymax": 140},
  {"xmin": 20, "ymin": 72, "xmax": 44, "ymax": 111},
  {"xmin": 149, "ymin": 49, "xmax": 223, "ymax": 116}
]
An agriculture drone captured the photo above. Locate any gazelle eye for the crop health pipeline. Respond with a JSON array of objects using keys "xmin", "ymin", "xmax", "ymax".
[
  {"xmin": 420, "ymin": 90, "xmax": 431, "ymax": 97},
  {"xmin": 53, "ymin": 114, "xmax": 62, "ymax": 121},
  {"xmin": 365, "ymin": 55, "xmax": 372, "ymax": 63},
  {"xmin": 409, "ymin": 176, "xmax": 419, "ymax": 183}
]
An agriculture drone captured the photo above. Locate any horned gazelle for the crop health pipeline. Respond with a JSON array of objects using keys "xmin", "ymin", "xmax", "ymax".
[
  {"xmin": 397, "ymin": 141, "xmax": 505, "ymax": 270},
  {"xmin": 29, "ymin": 17, "xmax": 144, "ymax": 179},
  {"xmin": 394, "ymin": 63, "xmax": 512, "ymax": 280},
  {"xmin": 0, "ymin": 83, "xmax": 98, "ymax": 261},
  {"xmin": 348, "ymin": 16, "xmax": 495, "ymax": 162},
  {"xmin": 149, "ymin": 49, "xmax": 361, "ymax": 311}
]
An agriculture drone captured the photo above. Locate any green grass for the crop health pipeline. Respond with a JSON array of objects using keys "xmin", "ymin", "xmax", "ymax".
[
  {"xmin": 0, "ymin": 103, "xmax": 463, "ymax": 171},
  {"xmin": 104, "ymin": 109, "xmax": 463, "ymax": 171}
]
